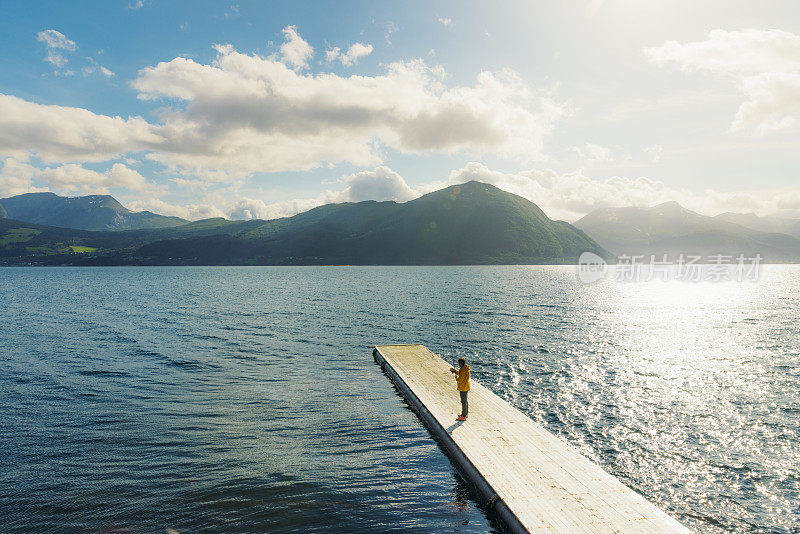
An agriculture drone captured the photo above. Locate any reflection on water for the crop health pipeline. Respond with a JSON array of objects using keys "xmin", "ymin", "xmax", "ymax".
[{"xmin": 1, "ymin": 266, "xmax": 798, "ymax": 533}]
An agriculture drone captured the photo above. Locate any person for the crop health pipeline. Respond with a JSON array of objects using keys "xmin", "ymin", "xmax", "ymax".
[{"xmin": 449, "ymin": 357, "xmax": 470, "ymax": 421}]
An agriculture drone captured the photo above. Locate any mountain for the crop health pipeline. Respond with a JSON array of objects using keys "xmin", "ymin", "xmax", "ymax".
[
  {"xmin": 0, "ymin": 181, "xmax": 609, "ymax": 265},
  {"xmin": 134, "ymin": 181, "xmax": 608, "ymax": 265},
  {"xmin": 715, "ymin": 212, "xmax": 800, "ymax": 239},
  {"xmin": 0, "ymin": 192, "xmax": 188, "ymax": 231},
  {"xmin": 0, "ymin": 202, "xmax": 6, "ymax": 219},
  {"xmin": 0, "ymin": 216, "xmax": 240, "ymax": 265},
  {"xmin": 574, "ymin": 201, "xmax": 800, "ymax": 262}
]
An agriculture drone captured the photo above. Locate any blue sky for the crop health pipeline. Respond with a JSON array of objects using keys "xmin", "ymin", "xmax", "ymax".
[{"xmin": 2, "ymin": 0, "xmax": 800, "ymax": 221}]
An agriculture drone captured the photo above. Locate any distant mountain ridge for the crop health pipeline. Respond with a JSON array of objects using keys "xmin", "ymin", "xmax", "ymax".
[
  {"xmin": 574, "ymin": 201, "xmax": 800, "ymax": 262},
  {"xmin": 715, "ymin": 212, "xmax": 800, "ymax": 239},
  {"xmin": 0, "ymin": 181, "xmax": 609, "ymax": 265},
  {"xmin": 0, "ymin": 192, "xmax": 187, "ymax": 231}
]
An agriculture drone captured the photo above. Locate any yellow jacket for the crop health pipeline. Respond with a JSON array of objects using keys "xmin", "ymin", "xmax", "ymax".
[{"xmin": 455, "ymin": 364, "xmax": 470, "ymax": 392}]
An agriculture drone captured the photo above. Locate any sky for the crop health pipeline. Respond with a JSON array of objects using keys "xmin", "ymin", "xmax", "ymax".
[{"xmin": 1, "ymin": 0, "xmax": 800, "ymax": 222}]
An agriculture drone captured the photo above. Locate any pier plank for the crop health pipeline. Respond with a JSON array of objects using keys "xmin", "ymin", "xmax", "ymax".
[{"xmin": 374, "ymin": 344, "xmax": 689, "ymax": 534}]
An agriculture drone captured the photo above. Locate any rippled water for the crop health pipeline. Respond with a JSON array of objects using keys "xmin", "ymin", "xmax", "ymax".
[{"xmin": 1, "ymin": 266, "xmax": 798, "ymax": 533}]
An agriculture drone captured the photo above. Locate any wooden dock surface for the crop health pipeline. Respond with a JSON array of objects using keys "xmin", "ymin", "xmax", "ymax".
[{"xmin": 373, "ymin": 344, "xmax": 689, "ymax": 534}]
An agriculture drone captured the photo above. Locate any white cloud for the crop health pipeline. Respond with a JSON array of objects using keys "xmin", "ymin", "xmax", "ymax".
[
  {"xmin": 340, "ymin": 42, "xmax": 373, "ymax": 66},
  {"xmin": 333, "ymin": 166, "xmax": 417, "ymax": 202},
  {"xmin": 239, "ymin": 196, "xmax": 322, "ymax": 220},
  {"xmin": 646, "ymin": 29, "xmax": 800, "ymax": 135},
  {"xmin": 0, "ymin": 93, "xmax": 161, "ymax": 163},
  {"xmin": 732, "ymin": 71, "xmax": 800, "ymax": 134},
  {"xmin": 279, "ymin": 25, "xmax": 313, "ymax": 69},
  {"xmin": 226, "ymin": 166, "xmax": 418, "ymax": 220},
  {"xmin": 127, "ymin": 198, "xmax": 225, "ymax": 220},
  {"xmin": 438, "ymin": 17, "xmax": 452, "ymax": 27},
  {"xmin": 0, "ymin": 158, "xmax": 158, "ymax": 196},
  {"xmin": 37, "ymin": 29, "xmax": 77, "ymax": 69},
  {"xmin": 5, "ymin": 30, "xmax": 567, "ymax": 179},
  {"xmin": 325, "ymin": 42, "xmax": 373, "ymax": 66},
  {"xmin": 0, "ymin": 158, "xmax": 40, "ymax": 196},
  {"xmin": 325, "ymin": 47, "xmax": 341, "ymax": 63},
  {"xmin": 646, "ymin": 29, "xmax": 800, "ymax": 74},
  {"xmin": 37, "ymin": 162, "xmax": 153, "ymax": 194},
  {"xmin": 128, "ymin": 194, "xmax": 322, "ymax": 222},
  {"xmin": 131, "ymin": 44, "xmax": 566, "ymax": 175},
  {"xmin": 226, "ymin": 196, "xmax": 270, "ymax": 220}
]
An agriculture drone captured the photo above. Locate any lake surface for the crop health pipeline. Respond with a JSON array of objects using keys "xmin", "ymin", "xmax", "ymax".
[{"xmin": 1, "ymin": 266, "xmax": 798, "ymax": 533}]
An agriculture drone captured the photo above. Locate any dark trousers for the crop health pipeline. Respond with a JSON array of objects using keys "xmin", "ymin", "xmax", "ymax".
[{"xmin": 459, "ymin": 391, "xmax": 468, "ymax": 416}]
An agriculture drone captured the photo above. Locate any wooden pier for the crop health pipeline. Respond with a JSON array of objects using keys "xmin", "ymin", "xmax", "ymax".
[{"xmin": 373, "ymin": 344, "xmax": 689, "ymax": 533}]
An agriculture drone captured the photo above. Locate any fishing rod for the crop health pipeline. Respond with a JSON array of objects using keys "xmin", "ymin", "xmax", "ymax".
[{"xmin": 445, "ymin": 320, "xmax": 456, "ymax": 369}]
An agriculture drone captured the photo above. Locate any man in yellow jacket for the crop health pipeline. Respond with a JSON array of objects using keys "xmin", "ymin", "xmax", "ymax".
[{"xmin": 450, "ymin": 357, "xmax": 470, "ymax": 421}]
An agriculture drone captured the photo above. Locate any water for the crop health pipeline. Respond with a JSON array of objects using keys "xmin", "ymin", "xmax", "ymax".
[{"xmin": 1, "ymin": 266, "xmax": 798, "ymax": 533}]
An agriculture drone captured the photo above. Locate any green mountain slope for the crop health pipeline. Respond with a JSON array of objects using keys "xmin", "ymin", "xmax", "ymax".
[
  {"xmin": 0, "ymin": 192, "xmax": 188, "ymax": 231},
  {"xmin": 0, "ymin": 202, "xmax": 6, "ymax": 219},
  {"xmin": 575, "ymin": 201, "xmax": 800, "ymax": 261},
  {"xmin": 1, "ymin": 181, "xmax": 608, "ymax": 265},
  {"xmin": 135, "ymin": 181, "xmax": 608, "ymax": 265}
]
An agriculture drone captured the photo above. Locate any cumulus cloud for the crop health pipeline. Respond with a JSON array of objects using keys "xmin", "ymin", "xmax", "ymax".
[
  {"xmin": 0, "ymin": 158, "xmax": 158, "ymax": 196},
  {"xmin": 0, "ymin": 93, "xmax": 161, "ymax": 163},
  {"xmin": 3, "ymin": 31, "xmax": 567, "ymax": 182},
  {"xmin": 646, "ymin": 29, "xmax": 800, "ymax": 135},
  {"xmin": 36, "ymin": 163, "xmax": 142, "ymax": 194},
  {"xmin": 128, "ymin": 194, "xmax": 322, "ymax": 222},
  {"xmin": 732, "ymin": 71, "xmax": 800, "ymax": 134},
  {"xmin": 332, "ymin": 166, "xmax": 417, "ymax": 202},
  {"xmin": 227, "ymin": 166, "xmax": 418, "ymax": 220},
  {"xmin": 240, "ymin": 196, "xmax": 324, "ymax": 220},
  {"xmin": 127, "ymin": 198, "xmax": 225, "ymax": 220},
  {"xmin": 37, "ymin": 29, "xmax": 77, "ymax": 70},
  {"xmin": 279, "ymin": 25, "xmax": 313, "ymax": 69},
  {"xmin": 0, "ymin": 158, "xmax": 41, "ymax": 196},
  {"xmin": 131, "ymin": 44, "xmax": 566, "ymax": 175},
  {"xmin": 326, "ymin": 42, "xmax": 373, "ymax": 66},
  {"xmin": 226, "ymin": 196, "xmax": 270, "ymax": 220}
]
